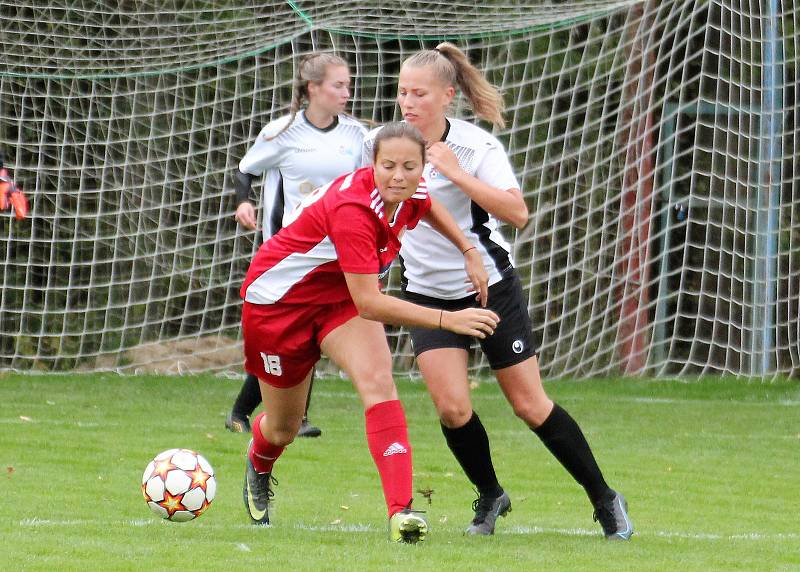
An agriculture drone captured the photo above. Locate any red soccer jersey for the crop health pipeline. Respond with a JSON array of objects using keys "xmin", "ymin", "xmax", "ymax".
[{"xmin": 241, "ymin": 167, "xmax": 430, "ymax": 305}]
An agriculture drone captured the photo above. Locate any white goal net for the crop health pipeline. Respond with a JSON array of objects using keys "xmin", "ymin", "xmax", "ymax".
[{"xmin": 1, "ymin": 1, "xmax": 798, "ymax": 378}]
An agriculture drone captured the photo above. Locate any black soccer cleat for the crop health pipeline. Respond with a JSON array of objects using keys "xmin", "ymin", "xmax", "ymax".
[
  {"xmin": 593, "ymin": 490, "xmax": 633, "ymax": 540},
  {"xmin": 296, "ymin": 417, "xmax": 322, "ymax": 438},
  {"xmin": 226, "ymin": 410, "xmax": 252, "ymax": 433},
  {"xmin": 465, "ymin": 490, "xmax": 512, "ymax": 535},
  {"xmin": 243, "ymin": 446, "xmax": 276, "ymax": 525}
]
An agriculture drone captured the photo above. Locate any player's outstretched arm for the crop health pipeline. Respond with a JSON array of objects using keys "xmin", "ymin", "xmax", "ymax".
[{"xmin": 343, "ymin": 272, "xmax": 499, "ymax": 338}]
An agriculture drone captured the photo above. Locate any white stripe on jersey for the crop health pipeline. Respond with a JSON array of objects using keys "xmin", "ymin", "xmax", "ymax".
[
  {"xmin": 369, "ymin": 188, "xmax": 387, "ymax": 218},
  {"xmin": 370, "ymin": 193, "xmax": 382, "ymax": 211},
  {"xmin": 411, "ymin": 180, "xmax": 428, "ymax": 199},
  {"xmin": 340, "ymin": 171, "xmax": 356, "ymax": 190},
  {"xmin": 244, "ymin": 237, "xmax": 337, "ymax": 304}
]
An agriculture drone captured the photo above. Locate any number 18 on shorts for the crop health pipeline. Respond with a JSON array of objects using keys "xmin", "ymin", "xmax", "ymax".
[
  {"xmin": 260, "ymin": 353, "xmax": 283, "ymax": 376},
  {"xmin": 242, "ymin": 300, "xmax": 358, "ymax": 388}
]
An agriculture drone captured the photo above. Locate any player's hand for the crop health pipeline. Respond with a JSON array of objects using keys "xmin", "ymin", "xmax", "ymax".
[
  {"xmin": 234, "ymin": 201, "xmax": 257, "ymax": 230},
  {"xmin": 462, "ymin": 248, "xmax": 489, "ymax": 307},
  {"xmin": 441, "ymin": 308, "xmax": 499, "ymax": 339},
  {"xmin": 426, "ymin": 142, "xmax": 462, "ymax": 181}
]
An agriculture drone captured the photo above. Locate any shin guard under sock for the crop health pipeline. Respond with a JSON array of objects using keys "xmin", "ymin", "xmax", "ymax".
[
  {"xmin": 532, "ymin": 403, "xmax": 611, "ymax": 505},
  {"xmin": 441, "ymin": 412, "xmax": 503, "ymax": 498},
  {"xmin": 248, "ymin": 412, "xmax": 285, "ymax": 474},
  {"xmin": 365, "ymin": 400, "xmax": 413, "ymax": 516}
]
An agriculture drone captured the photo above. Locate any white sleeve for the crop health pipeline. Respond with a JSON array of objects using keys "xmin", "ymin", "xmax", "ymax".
[
  {"xmin": 361, "ymin": 135, "xmax": 375, "ymax": 167},
  {"xmin": 473, "ymin": 141, "xmax": 520, "ymax": 192},
  {"xmin": 352, "ymin": 125, "xmax": 367, "ymax": 168},
  {"xmin": 238, "ymin": 128, "xmax": 286, "ymax": 176}
]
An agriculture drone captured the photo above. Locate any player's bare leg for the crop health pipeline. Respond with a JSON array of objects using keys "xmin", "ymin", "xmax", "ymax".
[
  {"xmin": 243, "ymin": 371, "xmax": 311, "ymax": 525},
  {"xmin": 417, "ymin": 348, "xmax": 510, "ymax": 535},
  {"xmin": 496, "ymin": 356, "xmax": 632, "ymax": 540},
  {"xmin": 321, "ymin": 316, "xmax": 427, "ymax": 543},
  {"xmin": 258, "ymin": 373, "xmax": 311, "ymax": 445},
  {"xmin": 228, "ymin": 371, "xmax": 321, "ymax": 437}
]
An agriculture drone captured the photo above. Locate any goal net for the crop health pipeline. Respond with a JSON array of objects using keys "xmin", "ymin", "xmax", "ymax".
[{"xmin": 1, "ymin": 1, "xmax": 798, "ymax": 378}]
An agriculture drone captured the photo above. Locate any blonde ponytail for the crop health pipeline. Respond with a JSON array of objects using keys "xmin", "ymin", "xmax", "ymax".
[{"xmin": 402, "ymin": 43, "xmax": 505, "ymax": 128}]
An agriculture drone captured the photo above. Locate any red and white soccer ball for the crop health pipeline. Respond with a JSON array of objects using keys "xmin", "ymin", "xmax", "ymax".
[{"xmin": 141, "ymin": 448, "xmax": 216, "ymax": 522}]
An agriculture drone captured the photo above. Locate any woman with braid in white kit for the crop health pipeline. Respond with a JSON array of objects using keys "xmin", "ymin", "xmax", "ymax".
[
  {"xmin": 228, "ymin": 52, "xmax": 366, "ymax": 437},
  {"xmin": 363, "ymin": 43, "xmax": 633, "ymax": 540}
]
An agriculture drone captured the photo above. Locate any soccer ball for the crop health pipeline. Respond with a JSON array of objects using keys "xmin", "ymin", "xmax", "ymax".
[{"xmin": 141, "ymin": 448, "xmax": 216, "ymax": 522}]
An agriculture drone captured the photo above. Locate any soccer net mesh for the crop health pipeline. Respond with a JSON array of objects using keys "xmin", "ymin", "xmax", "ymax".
[{"xmin": 1, "ymin": 1, "xmax": 798, "ymax": 378}]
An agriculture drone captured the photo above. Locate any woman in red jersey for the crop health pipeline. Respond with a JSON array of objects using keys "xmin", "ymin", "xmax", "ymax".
[{"xmin": 240, "ymin": 122, "xmax": 499, "ymax": 544}]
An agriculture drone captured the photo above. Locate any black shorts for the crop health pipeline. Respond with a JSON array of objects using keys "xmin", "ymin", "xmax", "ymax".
[{"xmin": 403, "ymin": 273, "xmax": 539, "ymax": 370}]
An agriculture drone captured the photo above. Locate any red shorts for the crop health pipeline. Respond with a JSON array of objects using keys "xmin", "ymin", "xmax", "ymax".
[{"xmin": 242, "ymin": 300, "xmax": 359, "ymax": 388}]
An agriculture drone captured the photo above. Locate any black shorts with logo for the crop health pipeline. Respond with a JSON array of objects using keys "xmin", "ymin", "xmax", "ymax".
[{"xmin": 403, "ymin": 272, "xmax": 539, "ymax": 370}]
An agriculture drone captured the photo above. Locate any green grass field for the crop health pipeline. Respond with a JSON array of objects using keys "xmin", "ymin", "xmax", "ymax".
[{"xmin": 2, "ymin": 373, "xmax": 798, "ymax": 571}]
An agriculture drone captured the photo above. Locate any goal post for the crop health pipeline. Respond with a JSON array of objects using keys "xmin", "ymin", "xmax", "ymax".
[{"xmin": 0, "ymin": 1, "xmax": 797, "ymax": 378}]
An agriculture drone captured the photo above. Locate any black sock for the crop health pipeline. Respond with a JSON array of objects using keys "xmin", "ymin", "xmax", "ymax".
[
  {"xmin": 532, "ymin": 403, "xmax": 612, "ymax": 506},
  {"xmin": 441, "ymin": 412, "xmax": 503, "ymax": 498},
  {"xmin": 232, "ymin": 373, "xmax": 262, "ymax": 417}
]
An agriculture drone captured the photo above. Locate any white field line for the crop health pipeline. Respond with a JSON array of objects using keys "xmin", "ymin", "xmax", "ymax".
[
  {"xmin": 15, "ymin": 518, "xmax": 799, "ymax": 541},
  {"xmin": 503, "ymin": 526, "xmax": 800, "ymax": 541}
]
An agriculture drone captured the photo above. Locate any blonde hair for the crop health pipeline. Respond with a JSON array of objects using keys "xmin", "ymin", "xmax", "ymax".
[
  {"xmin": 402, "ymin": 42, "xmax": 505, "ymax": 129},
  {"xmin": 266, "ymin": 52, "xmax": 349, "ymax": 141}
]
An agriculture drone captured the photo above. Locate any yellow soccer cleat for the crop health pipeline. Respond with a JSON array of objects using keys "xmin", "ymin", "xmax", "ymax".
[
  {"xmin": 243, "ymin": 441, "xmax": 276, "ymax": 525},
  {"xmin": 389, "ymin": 507, "xmax": 428, "ymax": 544}
]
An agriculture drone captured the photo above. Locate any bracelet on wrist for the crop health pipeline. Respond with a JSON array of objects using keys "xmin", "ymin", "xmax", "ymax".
[{"xmin": 461, "ymin": 246, "xmax": 477, "ymax": 255}]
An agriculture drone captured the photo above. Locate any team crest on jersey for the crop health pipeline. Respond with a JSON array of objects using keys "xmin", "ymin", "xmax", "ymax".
[{"xmin": 338, "ymin": 145, "xmax": 354, "ymax": 156}]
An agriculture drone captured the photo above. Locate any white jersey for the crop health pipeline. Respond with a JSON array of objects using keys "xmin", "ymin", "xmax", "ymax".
[
  {"xmin": 239, "ymin": 110, "xmax": 366, "ymax": 238},
  {"xmin": 363, "ymin": 117, "xmax": 520, "ymax": 299}
]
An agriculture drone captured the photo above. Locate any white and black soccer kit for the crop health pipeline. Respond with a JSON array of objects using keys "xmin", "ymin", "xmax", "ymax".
[
  {"xmin": 364, "ymin": 118, "xmax": 536, "ymax": 369},
  {"xmin": 240, "ymin": 110, "xmax": 367, "ymax": 239}
]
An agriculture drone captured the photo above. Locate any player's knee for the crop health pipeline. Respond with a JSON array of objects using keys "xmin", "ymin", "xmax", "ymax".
[
  {"xmin": 271, "ymin": 429, "xmax": 296, "ymax": 447},
  {"xmin": 264, "ymin": 423, "xmax": 300, "ymax": 447},
  {"xmin": 510, "ymin": 398, "xmax": 551, "ymax": 427},
  {"xmin": 353, "ymin": 368, "xmax": 396, "ymax": 400},
  {"xmin": 438, "ymin": 403, "xmax": 473, "ymax": 428}
]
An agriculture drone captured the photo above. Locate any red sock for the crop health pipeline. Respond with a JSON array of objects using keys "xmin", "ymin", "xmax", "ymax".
[
  {"xmin": 365, "ymin": 400, "xmax": 413, "ymax": 516},
  {"xmin": 248, "ymin": 412, "xmax": 285, "ymax": 474}
]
